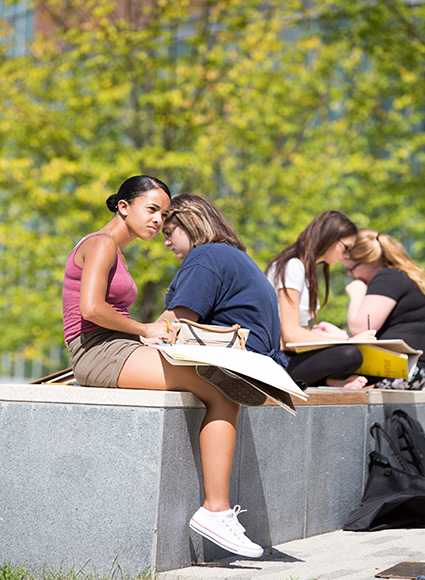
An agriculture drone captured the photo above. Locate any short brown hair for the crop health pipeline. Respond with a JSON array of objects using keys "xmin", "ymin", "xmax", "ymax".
[{"xmin": 165, "ymin": 194, "xmax": 246, "ymax": 251}]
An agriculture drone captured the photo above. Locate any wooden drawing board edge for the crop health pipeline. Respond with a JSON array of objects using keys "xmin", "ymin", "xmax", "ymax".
[
  {"xmin": 29, "ymin": 367, "xmax": 74, "ymax": 384},
  {"xmin": 375, "ymin": 561, "xmax": 425, "ymax": 579}
]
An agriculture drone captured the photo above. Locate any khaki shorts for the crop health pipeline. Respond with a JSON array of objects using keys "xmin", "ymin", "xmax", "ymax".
[{"xmin": 66, "ymin": 328, "xmax": 143, "ymax": 387}]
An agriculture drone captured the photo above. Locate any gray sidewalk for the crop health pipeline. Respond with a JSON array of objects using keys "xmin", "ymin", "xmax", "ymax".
[{"xmin": 157, "ymin": 528, "xmax": 425, "ymax": 580}]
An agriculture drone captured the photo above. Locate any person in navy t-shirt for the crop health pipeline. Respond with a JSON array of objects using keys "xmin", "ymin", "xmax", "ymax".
[
  {"xmin": 158, "ymin": 193, "xmax": 287, "ymax": 369},
  {"xmin": 157, "ymin": 194, "xmax": 290, "ymax": 556}
]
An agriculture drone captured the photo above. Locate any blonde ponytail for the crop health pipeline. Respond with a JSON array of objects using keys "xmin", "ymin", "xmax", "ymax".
[{"xmin": 350, "ymin": 229, "xmax": 425, "ymax": 294}]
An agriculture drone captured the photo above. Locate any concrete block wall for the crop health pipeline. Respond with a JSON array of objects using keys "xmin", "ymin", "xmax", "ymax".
[{"xmin": 1, "ymin": 384, "xmax": 424, "ymax": 575}]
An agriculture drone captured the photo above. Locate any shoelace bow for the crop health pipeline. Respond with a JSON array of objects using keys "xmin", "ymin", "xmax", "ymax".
[{"xmin": 225, "ymin": 505, "xmax": 247, "ymax": 536}]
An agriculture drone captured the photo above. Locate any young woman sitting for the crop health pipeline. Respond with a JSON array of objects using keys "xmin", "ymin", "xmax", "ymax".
[
  {"xmin": 342, "ymin": 228, "xmax": 425, "ymax": 390},
  {"xmin": 63, "ymin": 176, "xmax": 264, "ymax": 559},
  {"xmin": 158, "ymin": 193, "xmax": 286, "ymax": 368},
  {"xmin": 266, "ymin": 211, "xmax": 375, "ymax": 389}
]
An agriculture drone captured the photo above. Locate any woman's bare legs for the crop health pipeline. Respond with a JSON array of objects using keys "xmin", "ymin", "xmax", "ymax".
[{"xmin": 117, "ymin": 347, "xmax": 240, "ymax": 512}]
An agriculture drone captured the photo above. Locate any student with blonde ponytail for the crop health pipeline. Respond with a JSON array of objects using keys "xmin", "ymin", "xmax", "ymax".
[{"xmin": 343, "ymin": 228, "xmax": 425, "ymax": 389}]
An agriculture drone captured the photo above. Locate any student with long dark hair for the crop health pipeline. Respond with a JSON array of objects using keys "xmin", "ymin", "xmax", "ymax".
[
  {"xmin": 266, "ymin": 211, "xmax": 375, "ymax": 388},
  {"xmin": 63, "ymin": 177, "xmax": 264, "ymax": 560}
]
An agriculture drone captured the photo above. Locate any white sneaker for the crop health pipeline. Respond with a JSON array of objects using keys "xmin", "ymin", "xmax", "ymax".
[{"xmin": 189, "ymin": 505, "xmax": 263, "ymax": 558}]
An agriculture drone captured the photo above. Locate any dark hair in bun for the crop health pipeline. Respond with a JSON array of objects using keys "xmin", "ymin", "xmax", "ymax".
[
  {"xmin": 106, "ymin": 194, "xmax": 119, "ymax": 212},
  {"xmin": 106, "ymin": 175, "xmax": 171, "ymax": 213}
]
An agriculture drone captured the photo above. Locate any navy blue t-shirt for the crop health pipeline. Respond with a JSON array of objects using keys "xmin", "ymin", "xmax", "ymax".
[{"xmin": 164, "ymin": 243, "xmax": 286, "ymax": 367}]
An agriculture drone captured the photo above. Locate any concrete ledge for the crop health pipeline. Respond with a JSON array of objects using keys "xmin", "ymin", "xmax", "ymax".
[
  {"xmin": 5, "ymin": 383, "xmax": 425, "ymax": 408},
  {"xmin": 1, "ymin": 383, "xmax": 424, "ymax": 575},
  {"xmin": 0, "ymin": 383, "xmax": 204, "ymax": 408},
  {"xmin": 366, "ymin": 388, "xmax": 425, "ymax": 405}
]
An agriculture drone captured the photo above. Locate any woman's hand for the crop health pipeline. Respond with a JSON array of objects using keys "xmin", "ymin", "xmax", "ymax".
[
  {"xmin": 345, "ymin": 279, "xmax": 367, "ymax": 298},
  {"xmin": 349, "ymin": 329, "xmax": 377, "ymax": 341},
  {"xmin": 312, "ymin": 321, "xmax": 349, "ymax": 339},
  {"xmin": 139, "ymin": 337, "xmax": 163, "ymax": 345},
  {"xmin": 141, "ymin": 320, "xmax": 178, "ymax": 343}
]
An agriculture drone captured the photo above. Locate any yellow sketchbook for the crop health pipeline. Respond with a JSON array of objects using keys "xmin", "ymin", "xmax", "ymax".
[
  {"xmin": 357, "ymin": 345, "xmax": 412, "ymax": 379},
  {"xmin": 286, "ymin": 339, "xmax": 422, "ymax": 379}
]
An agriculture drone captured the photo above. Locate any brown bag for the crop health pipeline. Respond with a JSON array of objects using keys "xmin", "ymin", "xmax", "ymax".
[{"xmin": 175, "ymin": 318, "xmax": 249, "ymax": 350}]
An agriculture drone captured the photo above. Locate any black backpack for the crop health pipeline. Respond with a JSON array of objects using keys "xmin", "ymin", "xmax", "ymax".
[
  {"xmin": 343, "ymin": 409, "xmax": 425, "ymax": 531},
  {"xmin": 373, "ymin": 409, "xmax": 425, "ymax": 477}
]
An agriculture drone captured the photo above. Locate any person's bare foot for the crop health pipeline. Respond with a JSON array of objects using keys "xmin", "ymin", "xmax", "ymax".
[{"xmin": 326, "ymin": 375, "xmax": 368, "ymax": 389}]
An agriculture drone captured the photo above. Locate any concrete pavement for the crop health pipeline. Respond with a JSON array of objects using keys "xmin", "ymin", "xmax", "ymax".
[{"xmin": 157, "ymin": 528, "xmax": 425, "ymax": 580}]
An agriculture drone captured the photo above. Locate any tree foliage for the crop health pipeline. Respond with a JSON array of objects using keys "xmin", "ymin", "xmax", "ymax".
[{"xmin": 1, "ymin": 0, "xmax": 425, "ymax": 374}]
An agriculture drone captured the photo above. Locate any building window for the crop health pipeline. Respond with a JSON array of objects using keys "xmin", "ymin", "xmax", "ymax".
[{"xmin": 0, "ymin": 0, "xmax": 34, "ymax": 56}]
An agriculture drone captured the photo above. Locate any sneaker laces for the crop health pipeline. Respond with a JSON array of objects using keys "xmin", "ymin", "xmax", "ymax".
[{"xmin": 228, "ymin": 505, "xmax": 247, "ymax": 535}]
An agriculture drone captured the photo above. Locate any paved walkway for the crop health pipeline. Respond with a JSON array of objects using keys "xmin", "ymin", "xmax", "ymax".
[{"xmin": 157, "ymin": 528, "xmax": 425, "ymax": 580}]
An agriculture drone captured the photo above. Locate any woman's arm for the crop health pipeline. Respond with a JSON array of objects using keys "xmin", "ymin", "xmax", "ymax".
[
  {"xmin": 279, "ymin": 288, "xmax": 342, "ymax": 348},
  {"xmin": 78, "ymin": 236, "xmax": 171, "ymax": 339},
  {"xmin": 346, "ymin": 280, "xmax": 396, "ymax": 334},
  {"xmin": 312, "ymin": 321, "xmax": 349, "ymax": 338},
  {"xmin": 157, "ymin": 306, "xmax": 199, "ymax": 323}
]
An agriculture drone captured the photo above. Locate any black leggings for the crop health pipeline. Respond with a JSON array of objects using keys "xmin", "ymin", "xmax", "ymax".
[{"xmin": 284, "ymin": 344, "xmax": 363, "ymax": 386}]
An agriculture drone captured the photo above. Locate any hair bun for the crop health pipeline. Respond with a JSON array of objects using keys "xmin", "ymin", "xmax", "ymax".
[{"xmin": 106, "ymin": 194, "xmax": 119, "ymax": 213}]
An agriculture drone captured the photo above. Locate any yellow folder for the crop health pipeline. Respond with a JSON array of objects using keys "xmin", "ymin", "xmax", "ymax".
[{"xmin": 356, "ymin": 345, "xmax": 412, "ymax": 379}]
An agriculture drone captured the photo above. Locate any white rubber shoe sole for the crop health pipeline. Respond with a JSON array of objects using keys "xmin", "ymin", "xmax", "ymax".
[
  {"xmin": 196, "ymin": 365, "xmax": 267, "ymax": 407},
  {"xmin": 189, "ymin": 506, "xmax": 264, "ymax": 559}
]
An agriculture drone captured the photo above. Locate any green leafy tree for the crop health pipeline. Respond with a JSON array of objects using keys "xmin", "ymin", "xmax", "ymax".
[{"xmin": 1, "ymin": 0, "xmax": 425, "ymax": 375}]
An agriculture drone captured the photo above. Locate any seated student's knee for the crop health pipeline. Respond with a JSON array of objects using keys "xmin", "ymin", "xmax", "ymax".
[{"xmin": 339, "ymin": 344, "xmax": 363, "ymax": 372}]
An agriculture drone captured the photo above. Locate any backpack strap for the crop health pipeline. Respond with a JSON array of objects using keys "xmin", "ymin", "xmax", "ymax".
[
  {"xmin": 391, "ymin": 409, "xmax": 425, "ymax": 477},
  {"xmin": 370, "ymin": 422, "xmax": 412, "ymax": 473},
  {"xmin": 178, "ymin": 318, "xmax": 240, "ymax": 333}
]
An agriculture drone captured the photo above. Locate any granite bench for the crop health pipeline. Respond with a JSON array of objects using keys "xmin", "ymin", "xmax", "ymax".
[{"xmin": 1, "ymin": 383, "xmax": 424, "ymax": 575}]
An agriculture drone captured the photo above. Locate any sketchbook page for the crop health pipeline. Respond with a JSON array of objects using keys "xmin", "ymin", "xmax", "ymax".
[
  {"xmin": 153, "ymin": 349, "xmax": 197, "ymax": 366},
  {"xmin": 158, "ymin": 347, "xmax": 298, "ymax": 414},
  {"xmin": 407, "ymin": 355, "xmax": 420, "ymax": 378},
  {"xmin": 150, "ymin": 344, "xmax": 306, "ymax": 399},
  {"xmin": 149, "ymin": 344, "xmax": 308, "ymax": 401},
  {"xmin": 370, "ymin": 340, "xmax": 423, "ymax": 356},
  {"xmin": 286, "ymin": 338, "xmax": 422, "ymax": 356},
  {"xmin": 286, "ymin": 339, "xmax": 356, "ymax": 353}
]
